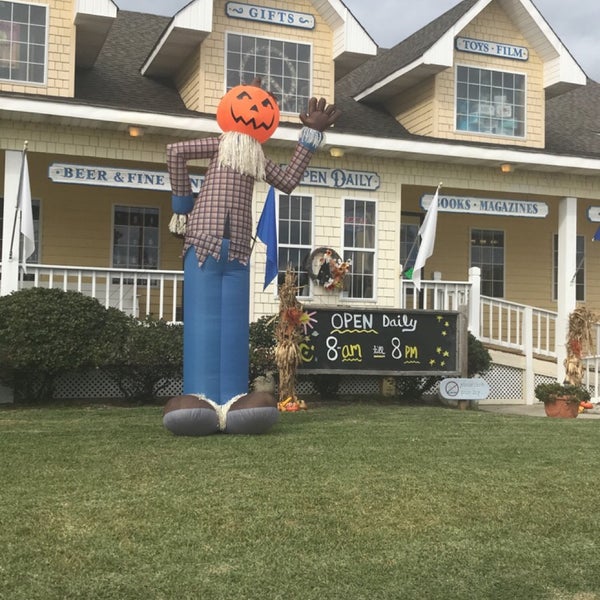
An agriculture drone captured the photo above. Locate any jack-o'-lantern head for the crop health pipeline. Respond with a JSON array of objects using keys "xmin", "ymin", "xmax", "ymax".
[{"xmin": 216, "ymin": 83, "xmax": 280, "ymax": 144}]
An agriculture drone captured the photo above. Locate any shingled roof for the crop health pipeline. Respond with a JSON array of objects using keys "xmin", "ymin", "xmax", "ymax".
[
  {"xmin": 2, "ymin": 5, "xmax": 600, "ymax": 161},
  {"xmin": 546, "ymin": 80, "xmax": 600, "ymax": 157},
  {"xmin": 339, "ymin": 0, "xmax": 478, "ymax": 98},
  {"xmin": 75, "ymin": 11, "xmax": 202, "ymax": 118}
]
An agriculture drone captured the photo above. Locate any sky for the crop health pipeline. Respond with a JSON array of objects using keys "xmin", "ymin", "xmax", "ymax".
[{"xmin": 115, "ymin": 0, "xmax": 600, "ymax": 81}]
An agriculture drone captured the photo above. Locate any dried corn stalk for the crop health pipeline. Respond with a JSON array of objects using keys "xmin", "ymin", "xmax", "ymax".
[
  {"xmin": 564, "ymin": 306, "xmax": 596, "ymax": 386},
  {"xmin": 275, "ymin": 269, "xmax": 303, "ymax": 402}
]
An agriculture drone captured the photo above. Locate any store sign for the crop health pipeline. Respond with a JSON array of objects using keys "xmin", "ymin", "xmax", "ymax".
[
  {"xmin": 420, "ymin": 194, "xmax": 548, "ymax": 218},
  {"xmin": 49, "ymin": 163, "xmax": 379, "ymax": 193},
  {"xmin": 456, "ymin": 36, "xmax": 529, "ymax": 61},
  {"xmin": 48, "ymin": 163, "xmax": 204, "ymax": 193},
  {"xmin": 298, "ymin": 167, "xmax": 380, "ymax": 191},
  {"xmin": 225, "ymin": 2, "xmax": 315, "ymax": 30}
]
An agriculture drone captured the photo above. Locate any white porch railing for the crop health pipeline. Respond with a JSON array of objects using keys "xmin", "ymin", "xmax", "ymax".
[
  {"xmin": 9, "ymin": 262, "xmax": 600, "ymax": 402},
  {"xmin": 11, "ymin": 264, "xmax": 559, "ymax": 357},
  {"xmin": 6, "ymin": 263, "xmax": 572, "ymax": 385},
  {"xmin": 479, "ymin": 296, "xmax": 557, "ymax": 359},
  {"xmin": 18, "ymin": 264, "xmax": 184, "ymax": 322},
  {"xmin": 399, "ymin": 266, "xmax": 478, "ymax": 331},
  {"xmin": 581, "ymin": 323, "xmax": 600, "ymax": 401}
]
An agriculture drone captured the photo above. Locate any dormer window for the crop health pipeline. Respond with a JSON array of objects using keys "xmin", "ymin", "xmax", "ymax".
[
  {"xmin": 0, "ymin": 1, "xmax": 47, "ymax": 84},
  {"xmin": 226, "ymin": 33, "xmax": 311, "ymax": 114},
  {"xmin": 455, "ymin": 65, "xmax": 525, "ymax": 138}
]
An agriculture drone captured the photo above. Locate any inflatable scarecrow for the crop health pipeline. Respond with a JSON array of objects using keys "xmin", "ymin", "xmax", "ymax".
[{"xmin": 163, "ymin": 80, "xmax": 340, "ymax": 435}]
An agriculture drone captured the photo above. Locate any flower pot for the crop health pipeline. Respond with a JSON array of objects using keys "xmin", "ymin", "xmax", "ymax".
[{"xmin": 543, "ymin": 396, "xmax": 579, "ymax": 418}]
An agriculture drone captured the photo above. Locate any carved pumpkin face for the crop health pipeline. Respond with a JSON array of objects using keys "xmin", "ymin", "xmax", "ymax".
[{"xmin": 216, "ymin": 84, "xmax": 280, "ymax": 144}]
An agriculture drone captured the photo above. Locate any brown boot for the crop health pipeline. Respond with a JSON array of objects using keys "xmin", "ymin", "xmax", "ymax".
[
  {"xmin": 163, "ymin": 395, "xmax": 219, "ymax": 436},
  {"xmin": 224, "ymin": 392, "xmax": 279, "ymax": 434}
]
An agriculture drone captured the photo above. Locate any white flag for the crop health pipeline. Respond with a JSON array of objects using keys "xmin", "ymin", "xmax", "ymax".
[
  {"xmin": 412, "ymin": 184, "xmax": 440, "ymax": 291},
  {"xmin": 18, "ymin": 151, "xmax": 35, "ymax": 268}
]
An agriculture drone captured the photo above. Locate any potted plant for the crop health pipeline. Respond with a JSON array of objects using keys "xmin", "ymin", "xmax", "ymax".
[{"xmin": 534, "ymin": 382, "xmax": 591, "ymax": 418}]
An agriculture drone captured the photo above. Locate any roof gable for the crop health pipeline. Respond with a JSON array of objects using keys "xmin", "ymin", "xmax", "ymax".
[
  {"xmin": 351, "ymin": 0, "xmax": 586, "ymax": 103},
  {"xmin": 141, "ymin": 0, "xmax": 377, "ymax": 79}
]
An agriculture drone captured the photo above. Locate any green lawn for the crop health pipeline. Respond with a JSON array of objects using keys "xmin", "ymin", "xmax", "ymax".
[{"xmin": 1, "ymin": 402, "xmax": 599, "ymax": 600}]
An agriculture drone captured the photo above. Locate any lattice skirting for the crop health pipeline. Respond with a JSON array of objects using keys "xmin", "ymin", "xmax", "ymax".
[
  {"xmin": 54, "ymin": 363, "xmax": 556, "ymax": 402},
  {"xmin": 54, "ymin": 371, "xmax": 183, "ymax": 399}
]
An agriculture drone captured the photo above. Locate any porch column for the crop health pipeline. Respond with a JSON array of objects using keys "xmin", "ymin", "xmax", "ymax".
[
  {"xmin": 556, "ymin": 196, "xmax": 578, "ymax": 382},
  {"xmin": 1, "ymin": 150, "xmax": 22, "ymax": 296}
]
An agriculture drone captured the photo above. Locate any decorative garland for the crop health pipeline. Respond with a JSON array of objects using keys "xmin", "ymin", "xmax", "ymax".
[{"xmin": 304, "ymin": 247, "xmax": 352, "ymax": 291}]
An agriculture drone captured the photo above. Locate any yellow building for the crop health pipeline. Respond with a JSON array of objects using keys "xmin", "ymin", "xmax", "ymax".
[{"xmin": 1, "ymin": 0, "xmax": 600, "ymax": 401}]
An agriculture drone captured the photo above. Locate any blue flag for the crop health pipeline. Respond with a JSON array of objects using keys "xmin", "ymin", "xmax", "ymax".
[
  {"xmin": 257, "ymin": 186, "xmax": 278, "ymax": 290},
  {"xmin": 594, "ymin": 226, "xmax": 600, "ymax": 241}
]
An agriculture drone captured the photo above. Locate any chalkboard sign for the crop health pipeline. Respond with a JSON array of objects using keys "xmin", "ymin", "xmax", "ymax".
[{"xmin": 298, "ymin": 307, "xmax": 461, "ymax": 376}]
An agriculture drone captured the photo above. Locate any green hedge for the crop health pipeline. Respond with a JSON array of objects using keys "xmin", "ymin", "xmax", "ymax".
[{"xmin": 0, "ymin": 288, "xmax": 182, "ymax": 403}]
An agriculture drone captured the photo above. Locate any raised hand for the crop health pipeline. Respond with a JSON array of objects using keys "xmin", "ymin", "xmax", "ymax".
[{"xmin": 299, "ymin": 97, "xmax": 341, "ymax": 132}]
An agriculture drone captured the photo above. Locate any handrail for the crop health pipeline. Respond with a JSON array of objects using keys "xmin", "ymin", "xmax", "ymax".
[
  {"xmin": 19, "ymin": 263, "xmax": 184, "ymax": 322},
  {"xmin": 13, "ymin": 264, "xmax": 560, "ymax": 356},
  {"xmin": 479, "ymin": 295, "xmax": 557, "ymax": 358}
]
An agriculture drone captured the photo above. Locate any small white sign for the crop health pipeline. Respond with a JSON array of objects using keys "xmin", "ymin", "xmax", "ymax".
[
  {"xmin": 456, "ymin": 36, "xmax": 528, "ymax": 61},
  {"xmin": 587, "ymin": 207, "xmax": 600, "ymax": 222},
  {"xmin": 440, "ymin": 378, "xmax": 490, "ymax": 400},
  {"xmin": 226, "ymin": 2, "xmax": 315, "ymax": 30}
]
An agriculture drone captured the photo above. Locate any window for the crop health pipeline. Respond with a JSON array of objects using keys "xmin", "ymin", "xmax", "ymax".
[
  {"xmin": 553, "ymin": 234, "xmax": 584, "ymax": 302},
  {"xmin": 226, "ymin": 33, "xmax": 311, "ymax": 114},
  {"xmin": 0, "ymin": 1, "xmax": 47, "ymax": 84},
  {"xmin": 0, "ymin": 196, "xmax": 40, "ymax": 264},
  {"xmin": 400, "ymin": 220, "xmax": 419, "ymax": 275},
  {"xmin": 113, "ymin": 206, "xmax": 159, "ymax": 270},
  {"xmin": 471, "ymin": 228, "xmax": 504, "ymax": 297},
  {"xmin": 343, "ymin": 199, "xmax": 376, "ymax": 299},
  {"xmin": 278, "ymin": 193, "xmax": 312, "ymax": 296},
  {"xmin": 456, "ymin": 66, "xmax": 525, "ymax": 137}
]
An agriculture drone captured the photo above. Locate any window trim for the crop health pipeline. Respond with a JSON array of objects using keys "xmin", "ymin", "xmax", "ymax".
[
  {"xmin": 276, "ymin": 190, "xmax": 314, "ymax": 298},
  {"xmin": 454, "ymin": 63, "xmax": 527, "ymax": 140},
  {"xmin": 0, "ymin": 196, "xmax": 41, "ymax": 264},
  {"xmin": 111, "ymin": 204, "xmax": 161, "ymax": 272},
  {"xmin": 400, "ymin": 212, "xmax": 421, "ymax": 276},
  {"xmin": 552, "ymin": 233, "xmax": 585, "ymax": 302},
  {"xmin": 341, "ymin": 196, "xmax": 377, "ymax": 301},
  {"xmin": 224, "ymin": 30, "xmax": 313, "ymax": 115},
  {"xmin": 0, "ymin": 1, "xmax": 49, "ymax": 86},
  {"xmin": 470, "ymin": 227, "xmax": 505, "ymax": 298}
]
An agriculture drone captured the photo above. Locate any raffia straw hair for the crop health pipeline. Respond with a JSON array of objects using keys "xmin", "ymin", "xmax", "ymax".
[{"xmin": 218, "ymin": 131, "xmax": 266, "ymax": 180}]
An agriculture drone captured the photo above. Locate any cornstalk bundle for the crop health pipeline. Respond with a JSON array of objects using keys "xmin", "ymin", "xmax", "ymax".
[
  {"xmin": 564, "ymin": 306, "xmax": 596, "ymax": 386},
  {"xmin": 275, "ymin": 269, "xmax": 303, "ymax": 402}
]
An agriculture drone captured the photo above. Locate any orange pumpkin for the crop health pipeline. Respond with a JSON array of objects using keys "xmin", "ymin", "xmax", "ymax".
[{"xmin": 216, "ymin": 84, "xmax": 280, "ymax": 144}]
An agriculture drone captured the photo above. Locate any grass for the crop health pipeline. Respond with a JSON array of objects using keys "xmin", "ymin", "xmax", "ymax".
[{"xmin": 1, "ymin": 401, "xmax": 600, "ymax": 600}]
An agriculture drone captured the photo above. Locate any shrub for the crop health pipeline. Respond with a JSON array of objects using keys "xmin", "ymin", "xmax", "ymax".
[
  {"xmin": 308, "ymin": 373, "xmax": 341, "ymax": 399},
  {"xmin": 534, "ymin": 382, "xmax": 590, "ymax": 404},
  {"xmin": 467, "ymin": 331, "xmax": 492, "ymax": 377},
  {"xmin": 395, "ymin": 332, "xmax": 492, "ymax": 401},
  {"xmin": 249, "ymin": 315, "xmax": 278, "ymax": 384},
  {"xmin": 104, "ymin": 316, "xmax": 183, "ymax": 402},
  {"xmin": 0, "ymin": 288, "xmax": 129, "ymax": 402}
]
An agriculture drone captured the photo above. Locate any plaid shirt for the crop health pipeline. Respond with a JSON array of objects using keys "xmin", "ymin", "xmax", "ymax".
[{"xmin": 167, "ymin": 136, "xmax": 315, "ymax": 266}]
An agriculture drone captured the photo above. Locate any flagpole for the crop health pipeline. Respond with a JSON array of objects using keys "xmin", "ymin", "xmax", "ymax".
[
  {"xmin": 412, "ymin": 182, "xmax": 442, "ymax": 292},
  {"xmin": 402, "ymin": 183, "xmax": 442, "ymax": 276},
  {"xmin": 8, "ymin": 141, "xmax": 28, "ymax": 261}
]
